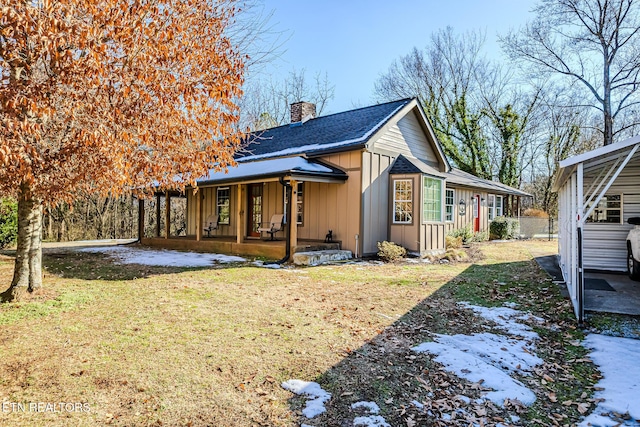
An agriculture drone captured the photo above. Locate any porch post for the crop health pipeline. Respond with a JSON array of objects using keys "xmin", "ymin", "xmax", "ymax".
[
  {"xmin": 195, "ymin": 188, "xmax": 202, "ymax": 242},
  {"xmin": 138, "ymin": 198, "xmax": 145, "ymax": 241},
  {"xmin": 236, "ymin": 184, "xmax": 243, "ymax": 244},
  {"xmin": 155, "ymin": 194, "xmax": 161, "ymax": 237},
  {"xmin": 289, "ymin": 179, "xmax": 298, "ymax": 253},
  {"xmin": 165, "ymin": 191, "xmax": 171, "ymax": 239}
]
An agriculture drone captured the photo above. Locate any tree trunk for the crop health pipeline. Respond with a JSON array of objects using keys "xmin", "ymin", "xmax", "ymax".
[{"xmin": 1, "ymin": 183, "xmax": 43, "ymax": 302}]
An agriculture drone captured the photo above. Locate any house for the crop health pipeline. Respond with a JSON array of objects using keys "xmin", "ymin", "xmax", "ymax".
[
  {"xmin": 140, "ymin": 98, "xmax": 529, "ymax": 259},
  {"xmin": 554, "ymin": 135, "xmax": 640, "ymax": 322}
]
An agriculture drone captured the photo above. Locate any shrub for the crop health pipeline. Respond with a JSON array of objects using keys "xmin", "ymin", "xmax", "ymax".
[
  {"xmin": 448, "ymin": 226, "xmax": 487, "ymax": 245},
  {"xmin": 442, "ymin": 248, "xmax": 468, "ymax": 262},
  {"xmin": 377, "ymin": 241, "xmax": 407, "ymax": 262},
  {"xmin": 445, "ymin": 235, "xmax": 463, "ymax": 249},
  {"xmin": 0, "ymin": 198, "xmax": 18, "ymax": 249},
  {"xmin": 522, "ymin": 208, "xmax": 549, "ymax": 218},
  {"xmin": 448, "ymin": 225, "xmax": 474, "ymax": 244},
  {"xmin": 489, "ymin": 216, "xmax": 520, "ymax": 240},
  {"xmin": 470, "ymin": 231, "xmax": 488, "ymax": 242}
]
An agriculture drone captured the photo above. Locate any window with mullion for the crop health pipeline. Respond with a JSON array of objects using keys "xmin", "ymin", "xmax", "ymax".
[
  {"xmin": 393, "ymin": 179, "xmax": 413, "ymax": 224},
  {"xmin": 422, "ymin": 176, "xmax": 442, "ymax": 222}
]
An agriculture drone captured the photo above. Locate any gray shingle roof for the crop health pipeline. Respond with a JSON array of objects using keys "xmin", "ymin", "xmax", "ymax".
[
  {"xmin": 237, "ymin": 98, "xmax": 412, "ymax": 162},
  {"xmin": 389, "ymin": 155, "xmax": 445, "ymax": 177},
  {"xmin": 445, "ymin": 168, "xmax": 531, "ymax": 197}
]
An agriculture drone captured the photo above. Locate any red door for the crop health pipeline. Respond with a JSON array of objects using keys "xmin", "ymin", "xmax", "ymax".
[
  {"xmin": 473, "ymin": 195, "xmax": 480, "ymax": 232},
  {"xmin": 247, "ymin": 184, "xmax": 262, "ymax": 237}
]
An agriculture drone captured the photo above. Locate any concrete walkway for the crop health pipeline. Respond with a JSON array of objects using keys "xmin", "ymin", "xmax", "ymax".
[{"xmin": 532, "ymin": 246, "xmax": 640, "ymax": 316}]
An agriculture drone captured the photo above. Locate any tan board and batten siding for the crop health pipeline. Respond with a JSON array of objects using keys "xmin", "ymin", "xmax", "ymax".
[
  {"xmin": 363, "ymin": 109, "xmax": 492, "ymax": 255},
  {"xmin": 363, "ymin": 109, "xmax": 442, "ymax": 254},
  {"xmin": 583, "ymin": 163, "xmax": 640, "ymax": 271},
  {"xmin": 306, "ymin": 151, "xmax": 362, "ymax": 253},
  {"xmin": 185, "ymin": 151, "xmax": 362, "ymax": 254}
]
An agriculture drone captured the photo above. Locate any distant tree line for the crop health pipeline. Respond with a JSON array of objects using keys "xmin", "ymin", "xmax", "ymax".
[{"xmin": 374, "ymin": 0, "xmax": 640, "ymax": 216}]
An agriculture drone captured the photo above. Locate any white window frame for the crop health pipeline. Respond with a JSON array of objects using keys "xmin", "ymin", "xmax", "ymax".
[
  {"xmin": 445, "ymin": 189, "xmax": 455, "ymax": 222},
  {"xmin": 217, "ymin": 187, "xmax": 230, "ymax": 224},
  {"xmin": 283, "ymin": 182, "xmax": 304, "ymax": 225},
  {"xmin": 422, "ymin": 176, "xmax": 443, "ymax": 223},
  {"xmin": 586, "ymin": 194, "xmax": 623, "ymax": 224},
  {"xmin": 495, "ymin": 195, "xmax": 503, "ymax": 217},
  {"xmin": 488, "ymin": 194, "xmax": 496, "ymax": 221},
  {"xmin": 393, "ymin": 179, "xmax": 413, "ymax": 224}
]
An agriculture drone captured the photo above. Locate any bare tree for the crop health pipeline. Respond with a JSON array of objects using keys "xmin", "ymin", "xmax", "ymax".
[
  {"xmin": 501, "ymin": 0, "xmax": 640, "ymax": 145},
  {"xmin": 375, "ymin": 28, "xmax": 494, "ymax": 179},
  {"xmin": 240, "ymin": 69, "xmax": 335, "ymax": 130}
]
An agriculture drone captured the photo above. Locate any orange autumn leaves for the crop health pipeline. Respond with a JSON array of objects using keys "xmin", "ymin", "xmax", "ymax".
[{"xmin": 0, "ymin": 0, "xmax": 246, "ymax": 205}]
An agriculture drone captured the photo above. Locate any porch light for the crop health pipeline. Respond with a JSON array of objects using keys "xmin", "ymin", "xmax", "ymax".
[
  {"xmin": 481, "ymin": 197, "xmax": 486, "ymax": 206},
  {"xmin": 458, "ymin": 199, "xmax": 466, "ymax": 215}
]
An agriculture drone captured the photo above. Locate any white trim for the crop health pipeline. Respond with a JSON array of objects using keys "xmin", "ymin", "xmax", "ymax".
[
  {"xmin": 487, "ymin": 194, "xmax": 496, "ymax": 221},
  {"xmin": 445, "ymin": 189, "xmax": 455, "ymax": 222},
  {"xmin": 422, "ymin": 175, "xmax": 443, "ymax": 223},
  {"xmin": 393, "ymin": 179, "xmax": 413, "ymax": 224},
  {"xmin": 559, "ymin": 135, "xmax": 640, "ymax": 169},
  {"xmin": 216, "ymin": 187, "xmax": 230, "ymax": 225}
]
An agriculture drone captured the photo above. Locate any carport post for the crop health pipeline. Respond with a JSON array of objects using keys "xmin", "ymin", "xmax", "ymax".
[{"xmin": 577, "ymin": 163, "xmax": 584, "ymax": 325}]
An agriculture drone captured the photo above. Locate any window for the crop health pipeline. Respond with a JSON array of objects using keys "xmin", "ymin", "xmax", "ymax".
[
  {"xmin": 495, "ymin": 195, "xmax": 503, "ymax": 217},
  {"xmin": 422, "ymin": 176, "xmax": 443, "ymax": 222},
  {"xmin": 393, "ymin": 179, "xmax": 413, "ymax": 223},
  {"xmin": 587, "ymin": 194, "xmax": 622, "ymax": 223},
  {"xmin": 445, "ymin": 189, "xmax": 455, "ymax": 222},
  {"xmin": 488, "ymin": 194, "xmax": 496, "ymax": 221},
  {"xmin": 296, "ymin": 182, "xmax": 304, "ymax": 224},
  {"xmin": 217, "ymin": 187, "xmax": 230, "ymax": 224},
  {"xmin": 284, "ymin": 182, "xmax": 304, "ymax": 224}
]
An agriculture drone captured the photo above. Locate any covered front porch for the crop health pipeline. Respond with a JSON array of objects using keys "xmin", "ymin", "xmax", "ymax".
[
  {"xmin": 140, "ymin": 235, "xmax": 342, "ymax": 259},
  {"xmin": 138, "ymin": 156, "xmax": 350, "ymax": 259}
]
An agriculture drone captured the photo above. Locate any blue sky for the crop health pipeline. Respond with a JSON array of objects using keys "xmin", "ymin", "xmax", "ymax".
[{"xmin": 259, "ymin": 0, "xmax": 537, "ymax": 113}]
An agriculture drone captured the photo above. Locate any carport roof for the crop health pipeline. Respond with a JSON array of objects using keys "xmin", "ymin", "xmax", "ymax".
[{"xmin": 554, "ymin": 135, "xmax": 640, "ymax": 191}]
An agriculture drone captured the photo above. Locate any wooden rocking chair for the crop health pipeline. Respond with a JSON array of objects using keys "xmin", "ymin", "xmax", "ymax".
[{"xmin": 257, "ymin": 214, "xmax": 284, "ymax": 241}]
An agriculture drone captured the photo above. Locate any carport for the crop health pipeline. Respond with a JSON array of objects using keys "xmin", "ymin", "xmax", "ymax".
[{"xmin": 554, "ymin": 135, "xmax": 640, "ymax": 323}]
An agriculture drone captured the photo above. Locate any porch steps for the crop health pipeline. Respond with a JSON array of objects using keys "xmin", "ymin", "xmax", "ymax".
[{"xmin": 293, "ymin": 250, "xmax": 352, "ymax": 266}]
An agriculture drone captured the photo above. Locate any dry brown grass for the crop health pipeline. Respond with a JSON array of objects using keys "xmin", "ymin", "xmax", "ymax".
[
  {"xmin": 0, "ymin": 248, "xmax": 465, "ymax": 426},
  {"xmin": 0, "ymin": 240, "xmax": 594, "ymax": 426}
]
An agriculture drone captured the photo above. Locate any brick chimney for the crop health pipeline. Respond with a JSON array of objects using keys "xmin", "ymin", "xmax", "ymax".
[{"xmin": 290, "ymin": 101, "xmax": 316, "ymax": 123}]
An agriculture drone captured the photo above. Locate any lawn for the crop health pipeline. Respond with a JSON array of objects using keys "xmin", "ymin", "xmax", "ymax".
[{"xmin": 0, "ymin": 240, "xmax": 602, "ymax": 426}]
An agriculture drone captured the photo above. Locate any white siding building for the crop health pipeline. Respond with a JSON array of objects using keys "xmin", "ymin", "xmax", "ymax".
[{"xmin": 554, "ymin": 135, "xmax": 640, "ymax": 322}]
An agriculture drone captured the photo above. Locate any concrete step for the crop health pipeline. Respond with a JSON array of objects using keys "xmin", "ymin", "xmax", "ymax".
[{"xmin": 293, "ymin": 250, "xmax": 353, "ymax": 266}]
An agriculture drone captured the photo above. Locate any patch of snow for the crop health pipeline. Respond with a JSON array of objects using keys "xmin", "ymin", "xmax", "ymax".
[
  {"xmin": 252, "ymin": 260, "xmax": 282, "ymax": 269},
  {"xmin": 350, "ymin": 400, "xmax": 389, "ymax": 426},
  {"xmin": 430, "ymin": 333, "xmax": 542, "ymax": 374},
  {"xmin": 281, "ymin": 380, "xmax": 331, "ymax": 419},
  {"xmin": 413, "ymin": 304, "xmax": 545, "ymax": 407},
  {"xmin": 413, "ymin": 339, "xmax": 538, "ymax": 406},
  {"xmin": 411, "ymin": 400, "xmax": 424, "ymax": 409},
  {"xmin": 79, "ymin": 246, "xmax": 245, "ymax": 267},
  {"xmin": 503, "ymin": 301, "xmax": 518, "ymax": 308},
  {"xmin": 579, "ymin": 334, "xmax": 640, "ymax": 426},
  {"xmin": 351, "ymin": 401, "xmax": 380, "ymax": 414},
  {"xmin": 456, "ymin": 395, "xmax": 471, "ymax": 404},
  {"xmin": 353, "ymin": 415, "xmax": 390, "ymax": 427},
  {"xmin": 458, "ymin": 302, "xmax": 542, "ymax": 340}
]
